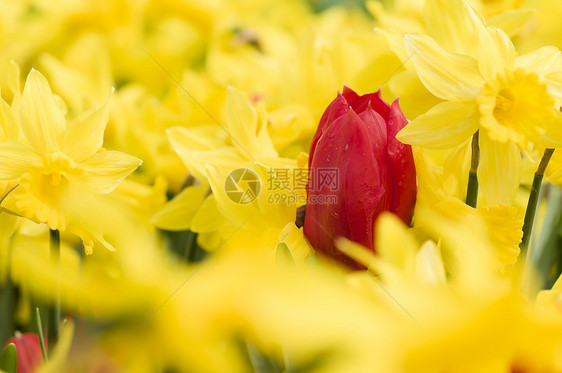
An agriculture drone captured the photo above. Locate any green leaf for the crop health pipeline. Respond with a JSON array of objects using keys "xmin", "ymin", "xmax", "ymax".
[
  {"xmin": 0, "ymin": 342, "xmax": 17, "ymax": 373},
  {"xmin": 35, "ymin": 308, "xmax": 48, "ymax": 363}
]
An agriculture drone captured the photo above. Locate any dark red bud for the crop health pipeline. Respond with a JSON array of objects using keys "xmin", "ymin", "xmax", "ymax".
[{"xmin": 304, "ymin": 87, "xmax": 416, "ymax": 269}]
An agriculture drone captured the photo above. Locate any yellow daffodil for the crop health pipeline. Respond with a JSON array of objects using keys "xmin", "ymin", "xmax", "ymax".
[
  {"xmin": 517, "ymin": 0, "xmax": 562, "ymax": 53},
  {"xmin": 38, "ymin": 36, "xmax": 112, "ymax": 115},
  {"xmin": 336, "ymin": 212, "xmax": 447, "ymax": 287},
  {"xmin": 536, "ymin": 273, "xmax": 562, "ymax": 313},
  {"xmin": 546, "ymin": 151, "xmax": 562, "ymax": 184},
  {"xmin": 108, "ymin": 85, "xmax": 188, "ymax": 191},
  {"xmin": 0, "ymin": 68, "xmax": 141, "ymax": 253},
  {"xmin": 413, "ymin": 147, "xmax": 524, "ymax": 271},
  {"xmin": 397, "ymin": 3, "xmax": 562, "ymax": 205},
  {"xmin": 165, "ymin": 86, "xmax": 305, "ymax": 255},
  {"xmin": 110, "ymin": 176, "xmax": 168, "ymax": 229},
  {"xmin": 276, "ymin": 222, "xmax": 314, "ymax": 266},
  {"xmin": 371, "ymin": 0, "xmax": 533, "ymax": 118},
  {"xmin": 0, "ymin": 61, "xmax": 22, "ymax": 252}
]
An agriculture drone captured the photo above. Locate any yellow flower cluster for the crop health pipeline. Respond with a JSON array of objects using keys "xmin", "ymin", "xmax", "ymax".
[{"xmin": 0, "ymin": 0, "xmax": 562, "ymax": 372}]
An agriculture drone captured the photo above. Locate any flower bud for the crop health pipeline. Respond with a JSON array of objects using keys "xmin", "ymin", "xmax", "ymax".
[
  {"xmin": 4, "ymin": 332, "xmax": 45, "ymax": 373},
  {"xmin": 304, "ymin": 86, "xmax": 416, "ymax": 269}
]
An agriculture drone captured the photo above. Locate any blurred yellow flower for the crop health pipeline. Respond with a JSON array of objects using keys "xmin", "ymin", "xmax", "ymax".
[
  {"xmin": 166, "ymin": 86, "xmax": 304, "ymax": 254},
  {"xmin": 413, "ymin": 147, "xmax": 524, "ymax": 271},
  {"xmin": 0, "ymin": 68, "xmax": 141, "ymax": 253}
]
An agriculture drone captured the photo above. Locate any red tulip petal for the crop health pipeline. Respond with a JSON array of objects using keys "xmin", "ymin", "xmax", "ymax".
[
  {"xmin": 305, "ymin": 89, "xmax": 417, "ymax": 270},
  {"xmin": 386, "ymin": 99, "xmax": 417, "ymax": 225},
  {"xmin": 309, "ymin": 92, "xmax": 350, "ymax": 166},
  {"xmin": 304, "ymin": 109, "xmax": 387, "ymax": 269},
  {"xmin": 341, "ymin": 85, "xmax": 360, "ymax": 104},
  {"xmin": 347, "ymin": 89, "xmax": 391, "ymax": 121},
  {"xmin": 340, "ymin": 110, "xmax": 389, "ymax": 254},
  {"xmin": 358, "ymin": 105, "xmax": 393, "ymax": 211},
  {"xmin": 358, "ymin": 104, "xmax": 388, "ymax": 161}
]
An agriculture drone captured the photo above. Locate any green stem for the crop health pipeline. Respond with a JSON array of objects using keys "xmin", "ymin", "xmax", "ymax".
[
  {"xmin": 0, "ymin": 238, "xmax": 15, "ymax": 346},
  {"xmin": 48, "ymin": 229, "xmax": 60, "ymax": 344},
  {"xmin": 35, "ymin": 308, "xmax": 48, "ymax": 363},
  {"xmin": 520, "ymin": 149, "xmax": 555, "ymax": 254},
  {"xmin": 465, "ymin": 131, "xmax": 480, "ymax": 208},
  {"xmin": 184, "ymin": 230, "xmax": 197, "ymax": 262},
  {"xmin": 0, "ymin": 276, "xmax": 15, "ymax": 346},
  {"xmin": 528, "ymin": 185, "xmax": 562, "ymax": 291},
  {"xmin": 519, "ymin": 148, "xmax": 555, "ymax": 292}
]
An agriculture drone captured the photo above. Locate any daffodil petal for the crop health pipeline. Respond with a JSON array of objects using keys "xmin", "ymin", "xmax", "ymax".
[
  {"xmin": 150, "ymin": 184, "xmax": 208, "ymax": 231},
  {"xmin": 546, "ymin": 151, "xmax": 562, "ymax": 184},
  {"xmin": 542, "ymin": 109, "xmax": 562, "ymax": 148},
  {"xmin": 167, "ymin": 125, "xmax": 229, "ymax": 151},
  {"xmin": 443, "ymin": 140, "xmax": 471, "ymax": 201},
  {"xmin": 225, "ymin": 86, "xmax": 277, "ymax": 159},
  {"xmin": 414, "ymin": 240, "xmax": 446, "ymax": 284},
  {"xmin": 375, "ymin": 212, "xmax": 417, "ymax": 271},
  {"xmin": 278, "ymin": 222, "xmax": 313, "ymax": 265},
  {"xmin": 79, "ymin": 150, "xmax": 142, "ymax": 194},
  {"xmin": 376, "ymin": 29, "xmax": 411, "ymax": 66},
  {"xmin": 411, "ymin": 147, "xmax": 445, "ymax": 207},
  {"xmin": 404, "ymin": 34, "xmax": 483, "ymax": 101},
  {"xmin": 6, "ymin": 61, "xmax": 21, "ymax": 109},
  {"xmin": 544, "ymin": 73, "xmax": 562, "ymax": 108},
  {"xmin": 488, "ymin": 9, "xmax": 535, "ymax": 37},
  {"xmin": 63, "ymin": 93, "xmax": 111, "ymax": 161},
  {"xmin": 386, "ymin": 70, "xmax": 443, "ymax": 118},
  {"xmin": 0, "ymin": 97, "xmax": 17, "ymax": 141},
  {"xmin": 516, "ymin": 46, "xmax": 562, "ymax": 77},
  {"xmin": 397, "ymin": 100, "xmax": 478, "ymax": 149},
  {"xmin": 478, "ymin": 131, "xmax": 521, "ymax": 206},
  {"xmin": 167, "ymin": 126, "xmax": 242, "ymax": 181},
  {"xmin": 39, "ymin": 54, "xmax": 91, "ymax": 112},
  {"xmin": 335, "ymin": 237, "xmax": 377, "ymax": 271},
  {"xmin": 19, "ymin": 69, "xmax": 66, "ymax": 154},
  {"xmin": 477, "ymin": 27, "xmax": 516, "ymax": 83},
  {"xmin": 175, "ymin": 147, "xmax": 242, "ymax": 183},
  {"xmin": 477, "ymin": 205, "xmax": 522, "ymax": 269},
  {"xmin": 204, "ymin": 163, "xmax": 258, "ymax": 228},
  {"xmin": 422, "ymin": 0, "xmax": 479, "ymax": 55},
  {"xmin": 0, "ymin": 213, "xmax": 18, "ymax": 242},
  {"xmin": 0, "ymin": 141, "xmax": 40, "ymax": 180},
  {"xmin": 191, "ymin": 194, "xmax": 227, "ymax": 233}
]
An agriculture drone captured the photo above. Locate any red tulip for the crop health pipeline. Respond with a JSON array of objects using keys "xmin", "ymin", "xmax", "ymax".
[
  {"xmin": 304, "ymin": 86, "xmax": 416, "ymax": 269},
  {"xmin": 4, "ymin": 333, "xmax": 45, "ymax": 373}
]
